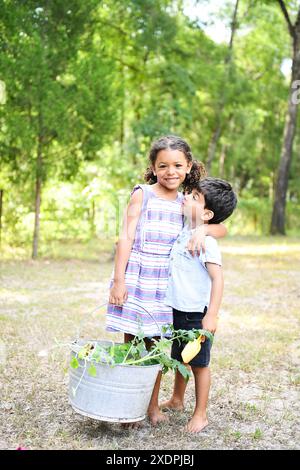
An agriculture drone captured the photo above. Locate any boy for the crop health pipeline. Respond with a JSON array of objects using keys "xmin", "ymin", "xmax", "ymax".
[{"xmin": 162, "ymin": 177, "xmax": 237, "ymax": 433}]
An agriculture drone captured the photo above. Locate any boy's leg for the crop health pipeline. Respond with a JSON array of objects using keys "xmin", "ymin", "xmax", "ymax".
[
  {"xmin": 186, "ymin": 366, "xmax": 210, "ymax": 433},
  {"xmin": 160, "ymin": 309, "xmax": 190, "ymax": 411},
  {"xmin": 160, "ymin": 367, "xmax": 190, "ymax": 411}
]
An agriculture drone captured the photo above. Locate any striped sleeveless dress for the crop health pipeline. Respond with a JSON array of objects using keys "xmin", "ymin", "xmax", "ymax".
[{"xmin": 106, "ymin": 184, "xmax": 184, "ymax": 338}]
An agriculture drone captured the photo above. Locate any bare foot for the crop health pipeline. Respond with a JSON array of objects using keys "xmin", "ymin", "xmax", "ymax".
[
  {"xmin": 148, "ymin": 408, "xmax": 169, "ymax": 426},
  {"xmin": 185, "ymin": 414, "xmax": 208, "ymax": 433},
  {"xmin": 159, "ymin": 398, "xmax": 184, "ymax": 411},
  {"xmin": 121, "ymin": 421, "xmax": 143, "ymax": 429}
]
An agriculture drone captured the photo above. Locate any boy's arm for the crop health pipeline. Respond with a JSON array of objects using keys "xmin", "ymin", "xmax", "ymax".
[
  {"xmin": 109, "ymin": 189, "xmax": 143, "ymax": 306},
  {"xmin": 202, "ymin": 263, "xmax": 224, "ymax": 334},
  {"xmin": 187, "ymin": 224, "xmax": 227, "ymax": 256}
]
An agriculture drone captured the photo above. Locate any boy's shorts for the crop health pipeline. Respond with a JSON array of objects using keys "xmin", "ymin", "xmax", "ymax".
[{"xmin": 171, "ymin": 307, "xmax": 212, "ymax": 368}]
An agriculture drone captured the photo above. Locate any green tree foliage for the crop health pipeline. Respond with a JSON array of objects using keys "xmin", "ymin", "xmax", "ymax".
[
  {"xmin": 0, "ymin": 0, "xmax": 300, "ymax": 255},
  {"xmin": 0, "ymin": 0, "xmax": 119, "ymax": 256}
]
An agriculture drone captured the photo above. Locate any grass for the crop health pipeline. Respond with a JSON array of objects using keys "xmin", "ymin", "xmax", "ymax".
[
  {"xmin": 0, "ymin": 236, "xmax": 299, "ymax": 450},
  {"xmin": 253, "ymin": 429, "xmax": 263, "ymax": 440},
  {"xmin": 0, "ymin": 237, "xmax": 115, "ymax": 261}
]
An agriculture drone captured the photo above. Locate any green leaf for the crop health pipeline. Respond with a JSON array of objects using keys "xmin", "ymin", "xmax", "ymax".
[
  {"xmin": 162, "ymin": 324, "xmax": 173, "ymax": 334},
  {"xmin": 136, "ymin": 330, "xmax": 146, "ymax": 341},
  {"xmin": 88, "ymin": 363, "xmax": 97, "ymax": 377},
  {"xmin": 187, "ymin": 330, "xmax": 197, "ymax": 341},
  {"xmin": 177, "ymin": 362, "xmax": 191, "ymax": 382},
  {"xmin": 136, "ymin": 342, "xmax": 147, "ymax": 357},
  {"xmin": 70, "ymin": 357, "xmax": 79, "ymax": 369}
]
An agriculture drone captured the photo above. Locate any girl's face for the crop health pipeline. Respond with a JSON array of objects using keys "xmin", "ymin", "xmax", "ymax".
[{"xmin": 153, "ymin": 149, "xmax": 192, "ymax": 190}]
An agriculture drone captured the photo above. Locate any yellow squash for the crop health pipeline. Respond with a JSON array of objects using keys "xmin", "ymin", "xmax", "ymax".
[{"xmin": 181, "ymin": 336, "xmax": 203, "ymax": 363}]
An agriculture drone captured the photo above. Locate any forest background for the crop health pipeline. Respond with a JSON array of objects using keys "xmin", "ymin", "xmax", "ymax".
[{"xmin": 1, "ymin": 0, "xmax": 300, "ymax": 259}]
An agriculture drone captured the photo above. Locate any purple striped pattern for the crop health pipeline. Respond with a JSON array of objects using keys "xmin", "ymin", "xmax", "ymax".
[{"xmin": 106, "ymin": 184, "xmax": 184, "ymax": 337}]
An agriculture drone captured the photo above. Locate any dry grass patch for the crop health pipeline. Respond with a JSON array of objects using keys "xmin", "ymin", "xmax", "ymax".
[{"xmin": 0, "ymin": 238, "xmax": 299, "ymax": 450}]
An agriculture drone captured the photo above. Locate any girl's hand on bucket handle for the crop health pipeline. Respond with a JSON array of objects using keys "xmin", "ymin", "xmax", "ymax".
[{"xmin": 109, "ymin": 280, "xmax": 128, "ymax": 306}]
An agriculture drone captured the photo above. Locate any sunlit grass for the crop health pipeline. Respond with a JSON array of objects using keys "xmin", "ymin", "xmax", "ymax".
[
  {"xmin": 1, "ymin": 237, "xmax": 299, "ymax": 450},
  {"xmin": 0, "ymin": 237, "xmax": 115, "ymax": 260},
  {"xmin": 1, "ymin": 235, "xmax": 300, "ymax": 261},
  {"xmin": 219, "ymin": 235, "xmax": 300, "ymax": 256}
]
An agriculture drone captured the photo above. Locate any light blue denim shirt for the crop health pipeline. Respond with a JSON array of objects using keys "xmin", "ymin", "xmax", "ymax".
[{"xmin": 164, "ymin": 224, "xmax": 222, "ymax": 312}]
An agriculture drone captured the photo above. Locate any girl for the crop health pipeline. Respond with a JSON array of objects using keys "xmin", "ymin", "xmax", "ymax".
[{"xmin": 107, "ymin": 135, "xmax": 226, "ymax": 425}]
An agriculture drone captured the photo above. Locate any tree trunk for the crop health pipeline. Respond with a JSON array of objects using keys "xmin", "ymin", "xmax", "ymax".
[
  {"xmin": 219, "ymin": 144, "xmax": 228, "ymax": 178},
  {"xmin": 32, "ymin": 113, "xmax": 43, "ymax": 259},
  {"xmin": 271, "ymin": 5, "xmax": 300, "ymax": 234},
  {"xmin": 90, "ymin": 199, "xmax": 96, "ymax": 236},
  {"xmin": 119, "ymin": 53, "xmax": 125, "ymax": 159},
  {"xmin": 32, "ymin": 156, "xmax": 42, "ymax": 259},
  {"xmin": 119, "ymin": 3, "xmax": 127, "ymax": 162},
  {"xmin": 206, "ymin": 124, "xmax": 222, "ymax": 174},
  {"xmin": 206, "ymin": 0, "xmax": 239, "ymax": 172},
  {"xmin": 0, "ymin": 189, "xmax": 3, "ymax": 246}
]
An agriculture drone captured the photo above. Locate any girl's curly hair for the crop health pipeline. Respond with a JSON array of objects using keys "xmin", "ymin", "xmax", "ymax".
[
  {"xmin": 144, "ymin": 135, "xmax": 206, "ymax": 190},
  {"xmin": 182, "ymin": 159, "xmax": 207, "ymax": 193}
]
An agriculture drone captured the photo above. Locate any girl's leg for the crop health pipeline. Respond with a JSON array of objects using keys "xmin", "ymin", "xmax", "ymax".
[
  {"xmin": 147, "ymin": 371, "xmax": 168, "ymax": 425},
  {"xmin": 144, "ymin": 337, "xmax": 168, "ymax": 425},
  {"xmin": 124, "ymin": 333, "xmax": 135, "ymax": 343},
  {"xmin": 186, "ymin": 366, "xmax": 210, "ymax": 433},
  {"xmin": 122, "ymin": 333, "xmax": 141, "ymax": 428},
  {"xmin": 122, "ymin": 335, "xmax": 167, "ymax": 425},
  {"xmin": 160, "ymin": 367, "xmax": 190, "ymax": 411}
]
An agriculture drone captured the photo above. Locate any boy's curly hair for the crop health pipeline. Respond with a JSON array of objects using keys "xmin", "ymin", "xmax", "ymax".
[
  {"xmin": 197, "ymin": 177, "xmax": 238, "ymax": 224},
  {"xmin": 144, "ymin": 135, "xmax": 206, "ymax": 189}
]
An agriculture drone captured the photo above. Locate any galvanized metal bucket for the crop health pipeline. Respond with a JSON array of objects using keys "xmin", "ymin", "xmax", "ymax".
[
  {"xmin": 69, "ymin": 303, "xmax": 163, "ymax": 423},
  {"xmin": 69, "ymin": 339, "xmax": 161, "ymax": 422}
]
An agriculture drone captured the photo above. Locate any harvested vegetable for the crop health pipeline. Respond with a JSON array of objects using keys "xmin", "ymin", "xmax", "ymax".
[
  {"xmin": 70, "ymin": 325, "xmax": 213, "ymax": 382},
  {"xmin": 181, "ymin": 335, "xmax": 204, "ymax": 363}
]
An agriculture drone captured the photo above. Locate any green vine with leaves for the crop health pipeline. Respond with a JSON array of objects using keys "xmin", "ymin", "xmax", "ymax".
[{"xmin": 70, "ymin": 325, "xmax": 214, "ymax": 388}]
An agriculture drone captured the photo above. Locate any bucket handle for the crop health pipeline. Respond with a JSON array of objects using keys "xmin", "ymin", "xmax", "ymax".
[
  {"xmin": 123, "ymin": 300, "xmax": 164, "ymax": 340},
  {"xmin": 75, "ymin": 300, "xmax": 164, "ymax": 341},
  {"xmin": 75, "ymin": 302, "xmax": 108, "ymax": 341}
]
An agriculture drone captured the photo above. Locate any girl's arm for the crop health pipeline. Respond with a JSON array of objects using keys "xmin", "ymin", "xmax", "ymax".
[
  {"xmin": 187, "ymin": 223, "xmax": 227, "ymax": 257},
  {"xmin": 109, "ymin": 189, "xmax": 143, "ymax": 306}
]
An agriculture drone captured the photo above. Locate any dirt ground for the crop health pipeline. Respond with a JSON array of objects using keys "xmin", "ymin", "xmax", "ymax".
[{"xmin": 0, "ymin": 238, "xmax": 299, "ymax": 450}]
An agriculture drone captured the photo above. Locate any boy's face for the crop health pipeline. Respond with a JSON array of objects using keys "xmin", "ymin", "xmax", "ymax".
[{"xmin": 183, "ymin": 189, "xmax": 213, "ymax": 225}]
